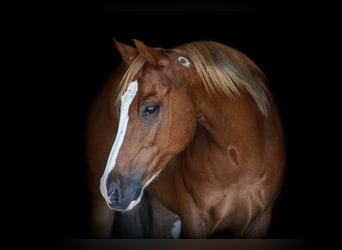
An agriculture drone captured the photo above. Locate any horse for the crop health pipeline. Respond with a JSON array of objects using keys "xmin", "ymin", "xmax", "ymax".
[{"xmin": 85, "ymin": 39, "xmax": 285, "ymax": 238}]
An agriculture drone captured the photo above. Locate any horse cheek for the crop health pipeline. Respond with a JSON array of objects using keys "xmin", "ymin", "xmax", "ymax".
[{"xmin": 169, "ymin": 96, "xmax": 196, "ymax": 154}]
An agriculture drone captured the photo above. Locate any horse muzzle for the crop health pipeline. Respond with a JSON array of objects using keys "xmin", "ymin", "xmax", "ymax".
[{"xmin": 106, "ymin": 174, "xmax": 143, "ymax": 211}]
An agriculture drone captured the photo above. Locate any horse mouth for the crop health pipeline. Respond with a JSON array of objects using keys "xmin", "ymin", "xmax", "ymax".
[
  {"xmin": 109, "ymin": 195, "xmax": 143, "ymax": 212},
  {"xmin": 107, "ymin": 187, "xmax": 143, "ymax": 212},
  {"xmin": 105, "ymin": 170, "xmax": 162, "ymax": 211}
]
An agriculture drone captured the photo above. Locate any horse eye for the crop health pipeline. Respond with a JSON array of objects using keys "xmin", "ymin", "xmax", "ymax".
[
  {"xmin": 142, "ymin": 104, "xmax": 159, "ymax": 119},
  {"xmin": 178, "ymin": 56, "xmax": 191, "ymax": 68}
]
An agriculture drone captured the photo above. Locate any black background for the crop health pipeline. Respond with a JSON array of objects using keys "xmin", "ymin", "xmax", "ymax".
[{"xmin": 30, "ymin": 1, "xmax": 335, "ymax": 240}]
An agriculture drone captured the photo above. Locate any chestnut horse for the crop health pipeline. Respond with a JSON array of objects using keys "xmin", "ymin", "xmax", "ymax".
[{"xmin": 86, "ymin": 39, "xmax": 285, "ymax": 238}]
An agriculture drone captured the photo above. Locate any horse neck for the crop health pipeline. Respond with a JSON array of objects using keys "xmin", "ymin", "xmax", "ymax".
[{"xmin": 177, "ymin": 86, "xmax": 267, "ymax": 188}]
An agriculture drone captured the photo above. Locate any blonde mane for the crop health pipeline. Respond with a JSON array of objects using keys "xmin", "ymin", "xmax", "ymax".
[
  {"xmin": 116, "ymin": 41, "xmax": 270, "ymax": 116},
  {"xmin": 178, "ymin": 41, "xmax": 270, "ymax": 116}
]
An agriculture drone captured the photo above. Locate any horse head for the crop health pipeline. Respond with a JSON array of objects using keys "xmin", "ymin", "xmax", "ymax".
[{"xmin": 100, "ymin": 40, "xmax": 198, "ymax": 211}]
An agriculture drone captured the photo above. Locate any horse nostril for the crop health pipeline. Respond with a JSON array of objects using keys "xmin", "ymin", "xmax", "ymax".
[{"xmin": 108, "ymin": 182, "xmax": 121, "ymax": 204}]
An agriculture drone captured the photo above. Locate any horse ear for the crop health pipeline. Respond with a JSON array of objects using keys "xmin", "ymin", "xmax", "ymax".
[
  {"xmin": 113, "ymin": 39, "xmax": 138, "ymax": 64},
  {"xmin": 133, "ymin": 39, "xmax": 169, "ymax": 67}
]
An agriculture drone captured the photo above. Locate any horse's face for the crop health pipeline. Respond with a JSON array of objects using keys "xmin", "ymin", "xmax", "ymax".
[{"xmin": 100, "ymin": 40, "xmax": 197, "ymax": 211}]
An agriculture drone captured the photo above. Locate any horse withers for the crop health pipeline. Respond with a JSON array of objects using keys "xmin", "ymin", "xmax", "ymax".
[{"xmin": 86, "ymin": 39, "xmax": 285, "ymax": 238}]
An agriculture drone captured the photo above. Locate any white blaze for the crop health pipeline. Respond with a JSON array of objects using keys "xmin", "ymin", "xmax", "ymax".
[{"xmin": 100, "ymin": 80, "xmax": 138, "ymax": 206}]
